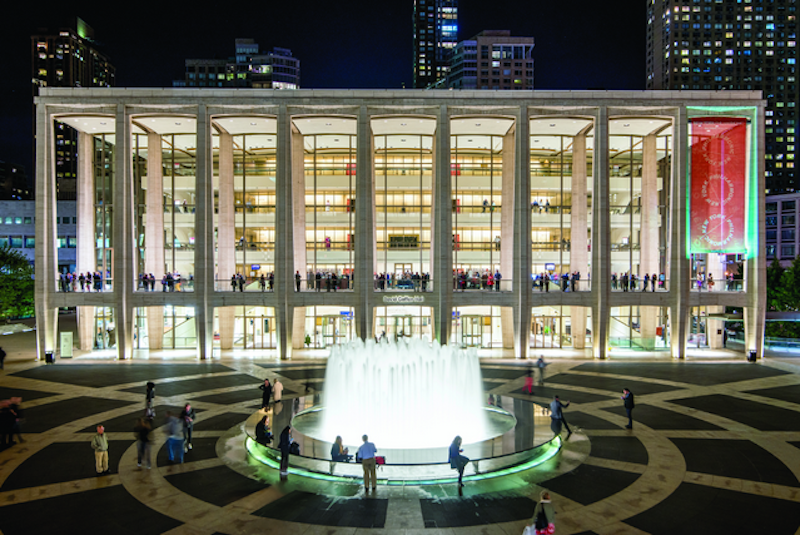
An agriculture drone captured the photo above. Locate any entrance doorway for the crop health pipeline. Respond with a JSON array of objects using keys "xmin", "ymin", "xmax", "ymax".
[
  {"xmin": 321, "ymin": 314, "xmax": 352, "ymax": 346},
  {"xmin": 391, "ymin": 315, "xmax": 414, "ymax": 339},
  {"xmin": 461, "ymin": 315, "xmax": 487, "ymax": 347},
  {"xmin": 243, "ymin": 315, "xmax": 275, "ymax": 348},
  {"xmin": 531, "ymin": 315, "xmax": 562, "ymax": 348}
]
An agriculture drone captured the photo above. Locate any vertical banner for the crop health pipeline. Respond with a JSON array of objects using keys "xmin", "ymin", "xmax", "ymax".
[{"xmin": 689, "ymin": 117, "xmax": 748, "ymax": 253}]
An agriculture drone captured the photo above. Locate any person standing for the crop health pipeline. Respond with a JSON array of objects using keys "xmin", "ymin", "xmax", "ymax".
[
  {"xmin": 9, "ymin": 397, "xmax": 24, "ymax": 443},
  {"xmin": 357, "ymin": 434, "xmax": 378, "ymax": 492},
  {"xmin": 278, "ymin": 426, "xmax": 292, "ymax": 479},
  {"xmin": 536, "ymin": 355, "xmax": 547, "ymax": 387},
  {"xmin": 530, "ymin": 491, "xmax": 556, "ymax": 535},
  {"xmin": 145, "ymin": 381, "xmax": 155, "ymax": 409},
  {"xmin": 134, "ymin": 418, "xmax": 152, "ymax": 469},
  {"xmin": 622, "ymin": 388, "xmax": 635, "ymax": 429},
  {"xmin": 448, "ymin": 435, "xmax": 469, "ymax": 487},
  {"xmin": 494, "ymin": 270, "xmax": 502, "ymax": 292},
  {"xmin": 273, "ymin": 379, "xmax": 284, "ymax": 404},
  {"xmin": 165, "ymin": 412, "xmax": 184, "ymax": 463},
  {"xmin": 260, "ymin": 378, "xmax": 272, "ymax": 408},
  {"xmin": 91, "ymin": 425, "xmax": 109, "ymax": 475},
  {"xmin": 523, "ymin": 366, "xmax": 534, "ymax": 395},
  {"xmin": 0, "ymin": 346, "xmax": 6, "ymax": 370},
  {"xmin": 295, "ymin": 271, "xmax": 302, "ymax": 292},
  {"xmin": 549, "ymin": 395, "xmax": 572, "ymax": 438},
  {"xmin": 180, "ymin": 403, "xmax": 195, "ymax": 452}
]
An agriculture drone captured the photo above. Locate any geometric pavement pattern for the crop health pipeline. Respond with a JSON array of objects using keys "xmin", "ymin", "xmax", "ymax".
[{"xmin": 1, "ymin": 358, "xmax": 800, "ymax": 535}]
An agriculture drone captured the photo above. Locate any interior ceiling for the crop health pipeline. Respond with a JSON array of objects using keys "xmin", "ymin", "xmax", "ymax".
[
  {"xmin": 213, "ymin": 116, "xmax": 277, "ymax": 136},
  {"xmin": 371, "ymin": 117, "xmax": 436, "ymax": 136},
  {"xmin": 451, "ymin": 117, "xmax": 514, "ymax": 137},
  {"xmin": 293, "ymin": 116, "xmax": 357, "ymax": 136}
]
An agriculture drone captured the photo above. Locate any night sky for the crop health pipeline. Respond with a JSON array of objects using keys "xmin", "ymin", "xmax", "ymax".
[{"xmin": 0, "ymin": 1, "xmax": 645, "ymax": 179}]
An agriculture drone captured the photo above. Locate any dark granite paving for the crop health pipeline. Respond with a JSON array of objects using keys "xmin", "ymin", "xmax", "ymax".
[
  {"xmin": 190, "ymin": 389, "xmax": 260, "ymax": 405},
  {"xmin": 604, "ymin": 404, "xmax": 725, "ymax": 430},
  {"xmin": 156, "ymin": 436, "xmax": 219, "ymax": 467},
  {"xmin": 670, "ymin": 438, "xmax": 800, "ymax": 487},
  {"xmin": 164, "ymin": 465, "xmax": 268, "ymax": 507},
  {"xmin": 253, "ymin": 491, "xmax": 388, "ymax": 528},
  {"xmin": 0, "ymin": 485, "xmax": 182, "ymax": 535},
  {"xmin": 588, "ymin": 436, "xmax": 649, "ymax": 465},
  {"xmin": 563, "ymin": 411, "xmax": 622, "ymax": 430},
  {"xmin": 22, "ymin": 396, "xmax": 135, "ymax": 433},
  {"xmin": 481, "ymin": 368, "xmax": 529, "ymax": 380},
  {"xmin": 572, "ymin": 362, "xmax": 789, "ymax": 386},
  {"xmin": 11, "ymin": 364, "xmax": 233, "ymax": 388},
  {"xmin": 546, "ymin": 373, "xmax": 680, "ymax": 395},
  {"xmin": 625, "ymin": 482, "xmax": 800, "ymax": 534},
  {"xmin": 0, "ymin": 386, "xmax": 59, "ymax": 401},
  {"xmin": 670, "ymin": 394, "xmax": 800, "ymax": 431},
  {"xmin": 270, "ymin": 368, "xmax": 326, "ymax": 380},
  {"xmin": 746, "ymin": 384, "xmax": 800, "ymax": 405},
  {"xmin": 541, "ymin": 464, "xmax": 641, "ymax": 505},
  {"xmin": 120, "ymin": 374, "xmax": 258, "ymax": 397},
  {"xmin": 78, "ymin": 404, "xmax": 187, "ymax": 433},
  {"xmin": 1, "ymin": 440, "xmax": 130, "ymax": 491},
  {"xmin": 513, "ymin": 386, "xmax": 613, "ymax": 404},
  {"xmin": 192, "ymin": 412, "xmax": 247, "ymax": 432},
  {"xmin": 791, "ymin": 441, "xmax": 800, "ymax": 451},
  {"xmin": 420, "ymin": 495, "xmax": 535, "ymax": 527}
]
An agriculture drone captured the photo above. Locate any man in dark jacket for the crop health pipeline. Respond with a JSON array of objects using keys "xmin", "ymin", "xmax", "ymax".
[
  {"xmin": 180, "ymin": 403, "xmax": 196, "ymax": 451},
  {"xmin": 622, "ymin": 388, "xmax": 635, "ymax": 429}
]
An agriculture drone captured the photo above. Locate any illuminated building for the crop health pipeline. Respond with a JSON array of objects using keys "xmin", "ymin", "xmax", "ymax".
[
  {"xmin": 414, "ymin": 0, "xmax": 459, "ymax": 88},
  {"xmin": 175, "ymin": 39, "xmax": 300, "ymax": 89},
  {"xmin": 34, "ymin": 88, "xmax": 766, "ymax": 361},
  {"xmin": 436, "ymin": 30, "xmax": 534, "ymax": 90},
  {"xmin": 646, "ymin": 0, "xmax": 798, "ymax": 193}
]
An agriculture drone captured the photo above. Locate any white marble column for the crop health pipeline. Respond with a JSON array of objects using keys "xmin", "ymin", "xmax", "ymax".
[
  {"xmin": 670, "ymin": 108, "xmax": 690, "ymax": 360},
  {"xmin": 112, "ymin": 104, "xmax": 134, "ymax": 360},
  {"xmin": 571, "ymin": 133, "xmax": 589, "ymax": 349},
  {"xmin": 217, "ymin": 132, "xmax": 236, "ymax": 350},
  {"xmin": 355, "ymin": 106, "xmax": 375, "ymax": 341},
  {"xmin": 500, "ymin": 125, "xmax": 516, "ymax": 349},
  {"xmin": 433, "ymin": 105, "xmax": 453, "ymax": 344},
  {"xmin": 194, "ymin": 105, "xmax": 214, "ymax": 360},
  {"xmin": 513, "ymin": 106, "xmax": 532, "ymax": 359},
  {"xmin": 640, "ymin": 134, "xmax": 659, "ymax": 349},
  {"xmin": 745, "ymin": 106, "xmax": 767, "ymax": 359},
  {"xmin": 76, "ymin": 131, "xmax": 96, "ymax": 350},
  {"xmin": 291, "ymin": 124, "xmax": 307, "ymax": 349},
  {"xmin": 274, "ymin": 105, "xmax": 293, "ymax": 360},
  {"xmin": 591, "ymin": 108, "xmax": 610, "ymax": 359},
  {"xmin": 145, "ymin": 131, "xmax": 164, "ymax": 350}
]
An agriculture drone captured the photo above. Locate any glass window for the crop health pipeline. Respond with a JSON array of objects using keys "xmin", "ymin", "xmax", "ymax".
[
  {"xmin": 782, "ymin": 245, "xmax": 795, "ymax": 257},
  {"xmin": 783, "ymin": 200, "xmax": 796, "ymax": 210},
  {"xmin": 10, "ymin": 236, "xmax": 22, "ymax": 248},
  {"xmin": 766, "ymin": 202, "xmax": 778, "ymax": 212},
  {"xmin": 14, "ymin": 217, "xmax": 22, "ymax": 224},
  {"xmin": 57, "ymin": 236, "xmax": 66, "ymax": 248},
  {"xmin": 766, "ymin": 244, "xmax": 776, "ymax": 256},
  {"xmin": 0, "ymin": 237, "xmax": 8, "ymax": 247},
  {"xmin": 23, "ymin": 217, "xmax": 32, "ymax": 224},
  {"xmin": 782, "ymin": 229, "xmax": 795, "ymax": 240},
  {"xmin": 767, "ymin": 230, "xmax": 778, "ymax": 240},
  {"xmin": 766, "ymin": 216, "xmax": 778, "ymax": 226},
  {"xmin": 782, "ymin": 215, "xmax": 795, "ymax": 225},
  {"xmin": 24, "ymin": 236, "xmax": 35, "ymax": 248},
  {"xmin": 3, "ymin": 217, "xmax": 11, "ymax": 224}
]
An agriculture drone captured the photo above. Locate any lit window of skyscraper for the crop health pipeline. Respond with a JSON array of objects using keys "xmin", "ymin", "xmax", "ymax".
[{"xmin": 413, "ymin": 0, "xmax": 459, "ymax": 88}]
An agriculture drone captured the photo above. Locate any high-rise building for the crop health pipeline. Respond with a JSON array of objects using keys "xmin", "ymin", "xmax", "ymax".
[
  {"xmin": 175, "ymin": 39, "xmax": 300, "ymax": 89},
  {"xmin": 0, "ymin": 161, "xmax": 30, "ymax": 200},
  {"xmin": 435, "ymin": 31, "xmax": 534, "ymax": 90},
  {"xmin": 413, "ymin": 0, "xmax": 459, "ymax": 88},
  {"xmin": 646, "ymin": 0, "xmax": 798, "ymax": 193},
  {"xmin": 31, "ymin": 17, "xmax": 115, "ymax": 200}
]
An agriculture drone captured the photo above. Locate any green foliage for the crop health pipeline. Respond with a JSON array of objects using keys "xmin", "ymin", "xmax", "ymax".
[
  {"xmin": 0, "ymin": 246, "xmax": 35, "ymax": 321},
  {"xmin": 765, "ymin": 256, "xmax": 800, "ymax": 338}
]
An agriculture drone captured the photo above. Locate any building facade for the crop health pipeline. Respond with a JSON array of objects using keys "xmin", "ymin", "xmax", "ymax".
[
  {"xmin": 646, "ymin": 0, "xmax": 798, "ymax": 193},
  {"xmin": 175, "ymin": 39, "xmax": 300, "ymax": 89},
  {"xmin": 765, "ymin": 192, "xmax": 800, "ymax": 266},
  {"xmin": 0, "ymin": 200, "xmax": 75, "ymax": 271},
  {"xmin": 0, "ymin": 161, "xmax": 30, "ymax": 200},
  {"xmin": 438, "ymin": 31, "xmax": 534, "ymax": 90},
  {"xmin": 32, "ymin": 17, "xmax": 116, "ymax": 200},
  {"xmin": 33, "ymin": 88, "xmax": 766, "ymax": 361},
  {"xmin": 413, "ymin": 0, "xmax": 459, "ymax": 88}
]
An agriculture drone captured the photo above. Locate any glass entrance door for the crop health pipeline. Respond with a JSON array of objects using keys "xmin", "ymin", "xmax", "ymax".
[
  {"xmin": 461, "ymin": 315, "xmax": 485, "ymax": 347},
  {"xmin": 531, "ymin": 315, "xmax": 561, "ymax": 348},
  {"xmin": 392, "ymin": 315, "xmax": 413, "ymax": 339},
  {"xmin": 322, "ymin": 315, "xmax": 351, "ymax": 346}
]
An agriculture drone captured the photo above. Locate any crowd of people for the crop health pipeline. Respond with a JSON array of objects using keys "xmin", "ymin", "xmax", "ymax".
[
  {"xmin": 533, "ymin": 271, "xmax": 585, "ymax": 292},
  {"xmin": 453, "ymin": 269, "xmax": 503, "ymax": 291},
  {"xmin": 374, "ymin": 271, "xmax": 429, "ymax": 291},
  {"xmin": 611, "ymin": 272, "xmax": 665, "ymax": 292},
  {"xmin": 137, "ymin": 272, "xmax": 192, "ymax": 292},
  {"xmin": 58, "ymin": 271, "xmax": 108, "ymax": 292}
]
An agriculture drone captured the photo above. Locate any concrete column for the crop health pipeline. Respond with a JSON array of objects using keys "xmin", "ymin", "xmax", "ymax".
[
  {"xmin": 112, "ymin": 104, "xmax": 134, "ymax": 360},
  {"xmin": 194, "ymin": 105, "xmax": 214, "ymax": 360},
  {"xmin": 513, "ymin": 106, "xmax": 532, "ymax": 359},
  {"xmin": 34, "ymin": 104, "xmax": 58, "ymax": 360},
  {"xmin": 145, "ymin": 131, "xmax": 164, "ymax": 350},
  {"xmin": 591, "ymin": 108, "xmax": 610, "ymax": 359},
  {"xmin": 76, "ymin": 131, "xmax": 96, "ymax": 350},
  {"xmin": 355, "ymin": 106, "xmax": 375, "ymax": 341},
  {"xmin": 745, "ymin": 105, "xmax": 767, "ymax": 359},
  {"xmin": 217, "ymin": 132, "xmax": 235, "ymax": 350},
  {"xmin": 274, "ymin": 105, "xmax": 293, "ymax": 360},
  {"xmin": 291, "ymin": 124, "xmax": 307, "ymax": 349},
  {"xmin": 670, "ymin": 108, "xmax": 690, "ymax": 359},
  {"xmin": 432, "ymin": 105, "xmax": 452, "ymax": 344},
  {"xmin": 571, "ymin": 133, "xmax": 589, "ymax": 349},
  {"xmin": 640, "ymin": 134, "xmax": 660, "ymax": 349},
  {"xmin": 500, "ymin": 125, "xmax": 516, "ymax": 349}
]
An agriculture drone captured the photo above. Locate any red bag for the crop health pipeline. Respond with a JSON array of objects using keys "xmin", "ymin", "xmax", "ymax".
[{"xmin": 375, "ymin": 456, "xmax": 386, "ymax": 465}]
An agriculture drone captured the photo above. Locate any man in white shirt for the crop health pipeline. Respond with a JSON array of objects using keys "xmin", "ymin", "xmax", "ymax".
[
  {"xmin": 273, "ymin": 379, "xmax": 284, "ymax": 403},
  {"xmin": 357, "ymin": 434, "xmax": 378, "ymax": 491}
]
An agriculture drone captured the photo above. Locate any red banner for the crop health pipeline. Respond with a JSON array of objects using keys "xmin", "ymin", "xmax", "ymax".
[{"xmin": 689, "ymin": 117, "xmax": 748, "ymax": 253}]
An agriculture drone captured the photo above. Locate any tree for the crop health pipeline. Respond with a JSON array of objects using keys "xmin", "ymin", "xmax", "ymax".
[
  {"xmin": 765, "ymin": 256, "xmax": 800, "ymax": 338},
  {"xmin": 0, "ymin": 246, "xmax": 35, "ymax": 322}
]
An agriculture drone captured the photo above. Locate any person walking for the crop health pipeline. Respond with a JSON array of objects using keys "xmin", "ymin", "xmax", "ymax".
[
  {"xmin": 133, "ymin": 417, "xmax": 152, "ymax": 469},
  {"xmin": 530, "ymin": 491, "xmax": 556, "ymax": 535},
  {"xmin": 549, "ymin": 395, "xmax": 572, "ymax": 438},
  {"xmin": 357, "ymin": 434, "xmax": 378, "ymax": 492},
  {"xmin": 278, "ymin": 426, "xmax": 292, "ymax": 479},
  {"xmin": 260, "ymin": 378, "xmax": 272, "ymax": 408},
  {"xmin": 448, "ymin": 435, "xmax": 470, "ymax": 487},
  {"xmin": 273, "ymin": 379, "xmax": 284, "ymax": 404},
  {"xmin": 91, "ymin": 425, "xmax": 109, "ymax": 475},
  {"xmin": 523, "ymin": 366, "xmax": 534, "ymax": 395},
  {"xmin": 165, "ymin": 412, "xmax": 184, "ymax": 463},
  {"xmin": 180, "ymin": 403, "xmax": 195, "ymax": 452},
  {"xmin": 622, "ymin": 388, "xmax": 635, "ymax": 429},
  {"xmin": 536, "ymin": 355, "xmax": 547, "ymax": 387},
  {"xmin": 145, "ymin": 381, "xmax": 155, "ymax": 410}
]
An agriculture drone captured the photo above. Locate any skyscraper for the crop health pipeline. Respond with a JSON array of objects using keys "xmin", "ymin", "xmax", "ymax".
[
  {"xmin": 436, "ymin": 31, "xmax": 534, "ymax": 90},
  {"xmin": 31, "ymin": 17, "xmax": 115, "ymax": 200},
  {"xmin": 413, "ymin": 0, "xmax": 459, "ymax": 88},
  {"xmin": 646, "ymin": 0, "xmax": 798, "ymax": 193}
]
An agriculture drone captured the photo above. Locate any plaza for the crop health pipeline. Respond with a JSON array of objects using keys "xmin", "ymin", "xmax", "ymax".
[{"xmin": 33, "ymin": 89, "xmax": 766, "ymax": 362}]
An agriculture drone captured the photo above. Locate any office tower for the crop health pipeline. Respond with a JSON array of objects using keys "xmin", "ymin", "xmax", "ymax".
[
  {"xmin": 413, "ymin": 0, "xmax": 459, "ymax": 88},
  {"xmin": 0, "ymin": 161, "xmax": 30, "ymax": 200},
  {"xmin": 31, "ymin": 17, "xmax": 115, "ymax": 200},
  {"xmin": 646, "ymin": 0, "xmax": 798, "ymax": 193},
  {"xmin": 439, "ymin": 30, "xmax": 534, "ymax": 90},
  {"xmin": 176, "ymin": 39, "xmax": 300, "ymax": 89}
]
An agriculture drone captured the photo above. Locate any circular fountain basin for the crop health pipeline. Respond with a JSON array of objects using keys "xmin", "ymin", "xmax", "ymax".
[{"xmin": 245, "ymin": 395, "xmax": 562, "ymax": 484}]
